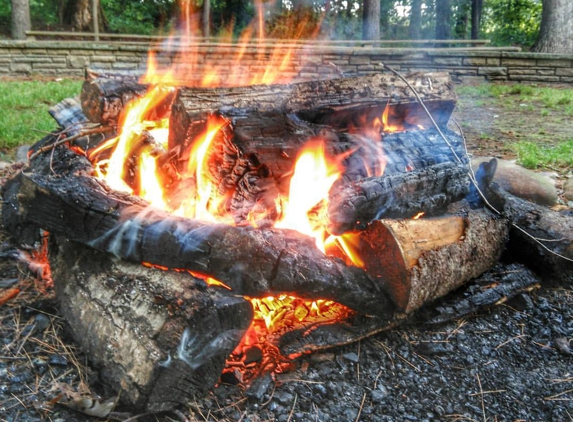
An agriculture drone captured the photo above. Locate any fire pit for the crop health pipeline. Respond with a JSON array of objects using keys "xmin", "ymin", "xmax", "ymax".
[{"xmin": 2, "ymin": 40, "xmax": 573, "ymax": 414}]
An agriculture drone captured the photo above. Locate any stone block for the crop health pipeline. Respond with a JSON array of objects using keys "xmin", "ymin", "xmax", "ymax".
[
  {"xmin": 14, "ymin": 56, "xmax": 52, "ymax": 63},
  {"xmin": 536, "ymin": 59, "xmax": 571, "ymax": 68},
  {"xmin": 508, "ymin": 75, "xmax": 560, "ymax": 82},
  {"xmin": 349, "ymin": 56, "xmax": 371, "ymax": 65},
  {"xmin": 501, "ymin": 58, "xmax": 537, "ymax": 66},
  {"xmin": 68, "ymin": 55, "xmax": 90, "ymax": 68},
  {"xmin": 10, "ymin": 62, "xmax": 31, "ymax": 73},
  {"xmin": 462, "ymin": 57, "xmax": 486, "ymax": 66},
  {"xmin": 91, "ymin": 55, "xmax": 116, "ymax": 62},
  {"xmin": 537, "ymin": 69, "xmax": 555, "ymax": 76},
  {"xmin": 486, "ymin": 58, "xmax": 501, "ymax": 65},
  {"xmin": 556, "ymin": 68, "xmax": 573, "ymax": 77},
  {"xmin": 111, "ymin": 62, "xmax": 141, "ymax": 70},
  {"xmin": 478, "ymin": 67, "xmax": 507, "ymax": 76},
  {"xmin": 432, "ymin": 57, "xmax": 463, "ymax": 65},
  {"xmin": 508, "ymin": 68, "xmax": 537, "ymax": 75},
  {"xmin": 90, "ymin": 62, "xmax": 113, "ymax": 70}
]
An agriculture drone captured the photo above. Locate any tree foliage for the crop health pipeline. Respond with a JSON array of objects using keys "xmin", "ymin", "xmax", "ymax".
[{"xmin": 0, "ymin": 0, "xmax": 547, "ymax": 50}]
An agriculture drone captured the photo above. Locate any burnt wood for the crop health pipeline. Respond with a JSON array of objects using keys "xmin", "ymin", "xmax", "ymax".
[
  {"xmin": 51, "ymin": 237, "xmax": 252, "ymax": 412},
  {"xmin": 326, "ymin": 161, "xmax": 471, "ymax": 235},
  {"xmin": 3, "ymin": 158, "xmax": 395, "ymax": 319},
  {"xmin": 492, "ymin": 185, "xmax": 573, "ymax": 284}
]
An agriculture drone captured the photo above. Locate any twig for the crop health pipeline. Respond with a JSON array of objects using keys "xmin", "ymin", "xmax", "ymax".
[
  {"xmin": 476, "ymin": 373, "xmax": 486, "ymax": 422},
  {"xmin": 380, "ymin": 63, "xmax": 573, "ymax": 264},
  {"xmin": 354, "ymin": 392, "xmax": 367, "ymax": 422},
  {"xmin": 287, "ymin": 393, "xmax": 298, "ymax": 422},
  {"xmin": 29, "ymin": 126, "xmax": 114, "ymax": 160}
]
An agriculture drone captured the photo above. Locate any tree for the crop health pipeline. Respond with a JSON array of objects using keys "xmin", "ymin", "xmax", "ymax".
[
  {"xmin": 11, "ymin": 0, "xmax": 31, "ymax": 39},
  {"xmin": 533, "ymin": 0, "xmax": 573, "ymax": 54},
  {"xmin": 362, "ymin": 0, "xmax": 380, "ymax": 40},
  {"xmin": 471, "ymin": 0, "xmax": 483, "ymax": 40},
  {"xmin": 409, "ymin": 0, "xmax": 422, "ymax": 40},
  {"xmin": 435, "ymin": 0, "xmax": 451, "ymax": 39}
]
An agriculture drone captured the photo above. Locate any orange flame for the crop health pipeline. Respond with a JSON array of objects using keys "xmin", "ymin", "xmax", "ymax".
[{"xmin": 275, "ymin": 142, "xmax": 341, "ymax": 252}]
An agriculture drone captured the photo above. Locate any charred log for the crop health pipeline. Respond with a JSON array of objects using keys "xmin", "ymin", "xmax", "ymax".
[
  {"xmin": 326, "ymin": 161, "xmax": 471, "ymax": 235},
  {"xmin": 490, "ymin": 185, "xmax": 573, "ymax": 284},
  {"xmin": 51, "ymin": 237, "xmax": 252, "ymax": 412},
  {"xmin": 3, "ymin": 166, "xmax": 395, "ymax": 319}
]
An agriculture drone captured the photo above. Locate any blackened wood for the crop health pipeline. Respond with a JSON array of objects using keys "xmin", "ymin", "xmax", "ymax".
[
  {"xmin": 280, "ymin": 263, "xmax": 538, "ymax": 356},
  {"xmin": 170, "ymin": 72, "xmax": 456, "ymax": 121},
  {"xmin": 51, "ymin": 237, "xmax": 252, "ymax": 412},
  {"xmin": 356, "ymin": 212, "xmax": 509, "ymax": 312},
  {"xmin": 418, "ymin": 263, "xmax": 540, "ymax": 324},
  {"xmin": 3, "ymin": 168, "xmax": 395, "ymax": 319},
  {"xmin": 80, "ymin": 77, "xmax": 153, "ymax": 124},
  {"xmin": 491, "ymin": 185, "xmax": 573, "ymax": 284},
  {"xmin": 326, "ymin": 162, "xmax": 471, "ymax": 235}
]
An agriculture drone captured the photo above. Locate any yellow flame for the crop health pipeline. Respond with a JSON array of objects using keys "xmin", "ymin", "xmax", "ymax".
[{"xmin": 275, "ymin": 143, "xmax": 341, "ymax": 252}]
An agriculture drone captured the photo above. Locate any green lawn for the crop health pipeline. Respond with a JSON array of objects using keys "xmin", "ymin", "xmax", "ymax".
[{"xmin": 0, "ymin": 79, "xmax": 82, "ymax": 153}]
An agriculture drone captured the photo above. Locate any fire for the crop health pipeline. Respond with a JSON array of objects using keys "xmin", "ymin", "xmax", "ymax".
[{"xmin": 275, "ymin": 142, "xmax": 341, "ymax": 252}]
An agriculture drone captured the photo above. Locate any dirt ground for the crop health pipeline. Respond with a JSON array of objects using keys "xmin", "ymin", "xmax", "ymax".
[{"xmin": 0, "ymin": 80, "xmax": 572, "ymax": 422}]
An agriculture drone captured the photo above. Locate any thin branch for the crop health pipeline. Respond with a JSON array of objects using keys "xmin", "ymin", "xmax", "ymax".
[{"xmin": 29, "ymin": 126, "xmax": 114, "ymax": 160}]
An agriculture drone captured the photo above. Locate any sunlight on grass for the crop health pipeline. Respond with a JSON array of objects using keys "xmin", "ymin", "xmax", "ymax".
[
  {"xmin": 457, "ymin": 83, "xmax": 573, "ymax": 116},
  {"xmin": 514, "ymin": 140, "xmax": 573, "ymax": 169},
  {"xmin": 0, "ymin": 79, "xmax": 82, "ymax": 149}
]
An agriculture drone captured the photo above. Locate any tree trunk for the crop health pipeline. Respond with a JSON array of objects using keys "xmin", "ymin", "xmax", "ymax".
[
  {"xmin": 454, "ymin": 0, "xmax": 470, "ymax": 39},
  {"xmin": 532, "ymin": 0, "xmax": 573, "ymax": 54},
  {"xmin": 64, "ymin": 0, "xmax": 93, "ymax": 31},
  {"xmin": 409, "ymin": 0, "xmax": 422, "ymax": 40},
  {"xmin": 10, "ymin": 0, "xmax": 31, "ymax": 40},
  {"xmin": 471, "ymin": 0, "xmax": 483, "ymax": 40},
  {"xmin": 362, "ymin": 0, "xmax": 380, "ymax": 40},
  {"xmin": 202, "ymin": 0, "xmax": 210, "ymax": 38},
  {"xmin": 435, "ymin": 0, "xmax": 451, "ymax": 40}
]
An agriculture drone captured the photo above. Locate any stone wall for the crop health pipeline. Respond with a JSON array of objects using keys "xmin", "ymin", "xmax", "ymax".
[{"xmin": 1, "ymin": 40, "xmax": 573, "ymax": 84}]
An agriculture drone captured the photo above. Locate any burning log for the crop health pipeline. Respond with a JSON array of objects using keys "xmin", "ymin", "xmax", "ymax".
[
  {"xmin": 326, "ymin": 161, "xmax": 471, "ymax": 235},
  {"xmin": 2, "ymin": 158, "xmax": 396, "ymax": 319},
  {"xmin": 51, "ymin": 236, "xmax": 253, "ymax": 412}
]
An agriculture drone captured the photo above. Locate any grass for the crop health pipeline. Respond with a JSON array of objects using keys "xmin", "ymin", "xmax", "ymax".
[
  {"xmin": 513, "ymin": 139, "xmax": 573, "ymax": 170},
  {"xmin": 0, "ymin": 78, "xmax": 82, "ymax": 151},
  {"xmin": 457, "ymin": 83, "xmax": 573, "ymax": 115}
]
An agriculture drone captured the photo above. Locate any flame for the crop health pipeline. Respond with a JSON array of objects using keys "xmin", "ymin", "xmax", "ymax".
[
  {"xmin": 275, "ymin": 142, "xmax": 341, "ymax": 252},
  {"xmin": 137, "ymin": 1, "xmax": 321, "ymax": 88},
  {"xmin": 94, "ymin": 86, "xmax": 172, "ymax": 197},
  {"xmin": 381, "ymin": 102, "xmax": 403, "ymax": 132},
  {"xmin": 174, "ymin": 115, "xmax": 229, "ymax": 222}
]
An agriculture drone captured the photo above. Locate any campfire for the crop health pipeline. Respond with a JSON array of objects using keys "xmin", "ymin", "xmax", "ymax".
[{"xmin": 3, "ymin": 18, "xmax": 573, "ymax": 414}]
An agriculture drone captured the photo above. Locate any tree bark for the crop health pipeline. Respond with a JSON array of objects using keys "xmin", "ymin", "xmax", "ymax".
[
  {"xmin": 356, "ymin": 212, "xmax": 509, "ymax": 313},
  {"xmin": 362, "ymin": 0, "xmax": 380, "ymax": 40},
  {"xmin": 435, "ymin": 0, "xmax": 452, "ymax": 40},
  {"xmin": 471, "ymin": 0, "xmax": 483, "ymax": 40},
  {"xmin": 409, "ymin": 0, "xmax": 423, "ymax": 40},
  {"xmin": 532, "ymin": 0, "xmax": 573, "ymax": 54},
  {"xmin": 51, "ymin": 237, "xmax": 252, "ymax": 412},
  {"xmin": 10, "ymin": 0, "xmax": 31, "ymax": 40},
  {"xmin": 202, "ymin": 0, "xmax": 210, "ymax": 38}
]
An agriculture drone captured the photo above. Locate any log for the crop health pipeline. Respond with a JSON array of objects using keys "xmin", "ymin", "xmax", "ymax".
[
  {"xmin": 169, "ymin": 72, "xmax": 456, "ymax": 124},
  {"xmin": 2, "ymin": 162, "xmax": 395, "ymax": 319},
  {"xmin": 490, "ymin": 184, "xmax": 573, "ymax": 284},
  {"xmin": 326, "ymin": 161, "xmax": 471, "ymax": 235},
  {"xmin": 51, "ymin": 236, "xmax": 253, "ymax": 412},
  {"xmin": 354, "ymin": 211, "xmax": 509, "ymax": 313}
]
